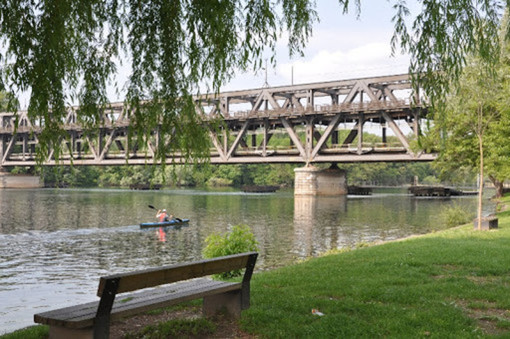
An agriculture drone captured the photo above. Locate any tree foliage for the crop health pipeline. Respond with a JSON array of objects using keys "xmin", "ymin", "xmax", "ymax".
[
  {"xmin": 33, "ymin": 160, "xmax": 443, "ymax": 189},
  {"xmin": 0, "ymin": 1, "xmax": 508, "ymax": 163},
  {"xmin": 427, "ymin": 13, "xmax": 510, "ymax": 230},
  {"xmin": 432, "ymin": 15, "xmax": 510, "ymax": 200},
  {"xmin": 0, "ymin": 0, "xmax": 317, "ymax": 164},
  {"xmin": 202, "ymin": 224, "xmax": 258, "ymax": 279},
  {"xmin": 392, "ymin": 0, "xmax": 510, "ymax": 107},
  {"xmin": 0, "ymin": 90, "xmax": 17, "ymax": 111}
]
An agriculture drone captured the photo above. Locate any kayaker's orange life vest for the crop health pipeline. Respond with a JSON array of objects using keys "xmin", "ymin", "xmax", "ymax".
[{"xmin": 158, "ymin": 212, "xmax": 168, "ymax": 222}]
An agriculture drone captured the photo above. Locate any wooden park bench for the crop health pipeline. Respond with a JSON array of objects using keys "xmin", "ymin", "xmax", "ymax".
[{"xmin": 34, "ymin": 252, "xmax": 258, "ymax": 339}]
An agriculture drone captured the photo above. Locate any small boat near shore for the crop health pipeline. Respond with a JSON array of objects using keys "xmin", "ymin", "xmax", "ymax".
[
  {"xmin": 139, "ymin": 218, "xmax": 190, "ymax": 229},
  {"xmin": 242, "ymin": 185, "xmax": 279, "ymax": 193},
  {"xmin": 130, "ymin": 183, "xmax": 163, "ymax": 190},
  {"xmin": 347, "ymin": 185, "xmax": 372, "ymax": 195},
  {"xmin": 408, "ymin": 186, "xmax": 478, "ymax": 197}
]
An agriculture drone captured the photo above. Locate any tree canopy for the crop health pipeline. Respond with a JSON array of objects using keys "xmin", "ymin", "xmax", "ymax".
[
  {"xmin": 432, "ymin": 37, "xmax": 510, "ymax": 198},
  {"xmin": 0, "ymin": 0, "xmax": 509, "ymax": 163},
  {"xmin": 424, "ymin": 12, "xmax": 510, "ymax": 230}
]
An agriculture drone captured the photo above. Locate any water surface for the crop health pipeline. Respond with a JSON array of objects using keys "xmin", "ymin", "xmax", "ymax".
[{"xmin": 0, "ymin": 187, "xmax": 491, "ymax": 333}]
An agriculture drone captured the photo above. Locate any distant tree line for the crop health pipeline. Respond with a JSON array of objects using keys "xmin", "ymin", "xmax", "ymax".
[{"xmin": 8, "ymin": 161, "xmax": 476, "ymax": 189}]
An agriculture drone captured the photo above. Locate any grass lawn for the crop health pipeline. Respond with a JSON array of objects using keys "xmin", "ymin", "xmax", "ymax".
[
  {"xmin": 3, "ymin": 196, "xmax": 510, "ymax": 338},
  {"xmin": 240, "ymin": 195, "xmax": 510, "ymax": 338}
]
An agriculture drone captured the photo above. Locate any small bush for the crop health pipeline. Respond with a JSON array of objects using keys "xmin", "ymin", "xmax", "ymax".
[
  {"xmin": 203, "ymin": 225, "xmax": 258, "ymax": 278},
  {"xmin": 440, "ymin": 203, "xmax": 474, "ymax": 227}
]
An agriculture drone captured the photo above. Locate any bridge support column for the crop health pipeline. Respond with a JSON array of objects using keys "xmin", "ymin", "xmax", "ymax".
[
  {"xmin": 294, "ymin": 164, "xmax": 347, "ymax": 196},
  {"xmin": 0, "ymin": 170, "xmax": 42, "ymax": 189}
]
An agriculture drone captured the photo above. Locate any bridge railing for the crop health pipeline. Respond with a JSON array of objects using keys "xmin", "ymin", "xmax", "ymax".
[
  {"xmin": 0, "ymin": 98, "xmax": 423, "ymax": 134},
  {"xmin": 219, "ymin": 99, "xmax": 420, "ymax": 120}
]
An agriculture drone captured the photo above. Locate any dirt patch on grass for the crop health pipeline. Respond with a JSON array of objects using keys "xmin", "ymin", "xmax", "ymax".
[
  {"xmin": 456, "ymin": 299, "xmax": 510, "ymax": 336},
  {"xmin": 109, "ymin": 305, "xmax": 257, "ymax": 339},
  {"xmin": 466, "ymin": 275, "xmax": 501, "ymax": 285}
]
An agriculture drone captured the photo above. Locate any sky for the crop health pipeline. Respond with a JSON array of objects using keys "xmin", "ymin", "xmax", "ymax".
[{"xmin": 220, "ymin": 0, "xmax": 419, "ymax": 92}]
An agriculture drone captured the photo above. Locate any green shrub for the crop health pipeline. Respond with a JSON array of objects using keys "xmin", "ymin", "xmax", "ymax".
[
  {"xmin": 440, "ymin": 203, "xmax": 474, "ymax": 227},
  {"xmin": 203, "ymin": 225, "xmax": 258, "ymax": 278}
]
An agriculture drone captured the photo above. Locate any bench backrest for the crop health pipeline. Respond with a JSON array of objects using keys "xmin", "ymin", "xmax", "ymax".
[{"xmin": 97, "ymin": 251, "xmax": 258, "ymax": 296}]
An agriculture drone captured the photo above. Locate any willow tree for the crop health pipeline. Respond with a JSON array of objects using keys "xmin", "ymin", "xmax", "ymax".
[
  {"xmin": 0, "ymin": 0, "xmax": 508, "ymax": 164},
  {"xmin": 0, "ymin": 91, "xmax": 16, "ymax": 111}
]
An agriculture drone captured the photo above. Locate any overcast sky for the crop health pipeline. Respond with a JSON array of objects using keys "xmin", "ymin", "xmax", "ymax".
[{"xmin": 221, "ymin": 0, "xmax": 420, "ymax": 92}]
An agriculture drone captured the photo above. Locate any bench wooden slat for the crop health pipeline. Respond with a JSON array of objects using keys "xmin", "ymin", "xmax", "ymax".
[
  {"xmin": 111, "ymin": 281, "xmax": 241, "ymax": 320},
  {"xmin": 35, "ymin": 278, "xmax": 240, "ymax": 328},
  {"xmin": 98, "ymin": 252, "xmax": 254, "ymax": 296},
  {"xmin": 34, "ymin": 301, "xmax": 97, "ymax": 329}
]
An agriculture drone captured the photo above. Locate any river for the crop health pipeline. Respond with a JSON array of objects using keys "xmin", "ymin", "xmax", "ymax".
[{"xmin": 0, "ymin": 187, "xmax": 493, "ymax": 334}]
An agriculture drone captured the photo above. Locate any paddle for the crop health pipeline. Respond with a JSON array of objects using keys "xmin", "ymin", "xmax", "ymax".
[{"xmin": 148, "ymin": 205, "xmax": 183, "ymax": 222}]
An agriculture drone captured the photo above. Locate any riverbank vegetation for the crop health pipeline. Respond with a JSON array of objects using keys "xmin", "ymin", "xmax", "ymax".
[
  {"xmin": 439, "ymin": 202, "xmax": 476, "ymax": 227},
  {"xmin": 8, "ymin": 160, "xmax": 476, "ymax": 190},
  {"xmin": 203, "ymin": 225, "xmax": 259, "ymax": 279}
]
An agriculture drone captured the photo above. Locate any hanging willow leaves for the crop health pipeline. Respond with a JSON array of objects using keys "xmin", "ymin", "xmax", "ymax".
[
  {"xmin": 391, "ymin": 0, "xmax": 509, "ymax": 110},
  {"xmin": 0, "ymin": 0, "xmax": 508, "ymax": 164},
  {"xmin": 0, "ymin": 0, "xmax": 318, "ymax": 165}
]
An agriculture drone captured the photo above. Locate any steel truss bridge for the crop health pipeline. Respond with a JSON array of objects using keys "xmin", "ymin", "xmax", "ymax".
[{"xmin": 0, "ymin": 74, "xmax": 434, "ymax": 167}]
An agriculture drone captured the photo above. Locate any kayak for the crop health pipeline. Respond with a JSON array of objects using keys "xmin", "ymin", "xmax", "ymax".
[{"xmin": 139, "ymin": 218, "xmax": 190, "ymax": 229}]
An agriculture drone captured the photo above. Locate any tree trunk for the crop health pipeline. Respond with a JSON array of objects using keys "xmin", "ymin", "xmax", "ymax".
[
  {"xmin": 488, "ymin": 175, "xmax": 504, "ymax": 198},
  {"xmin": 477, "ymin": 134, "xmax": 484, "ymax": 231}
]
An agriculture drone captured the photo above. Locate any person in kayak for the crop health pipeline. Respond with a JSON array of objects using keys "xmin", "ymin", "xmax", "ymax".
[{"xmin": 156, "ymin": 209, "xmax": 173, "ymax": 222}]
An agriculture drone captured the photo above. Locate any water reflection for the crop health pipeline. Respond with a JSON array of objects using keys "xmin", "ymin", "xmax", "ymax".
[
  {"xmin": 293, "ymin": 195, "xmax": 347, "ymax": 258},
  {"xmin": 0, "ymin": 188, "xmax": 494, "ymax": 334}
]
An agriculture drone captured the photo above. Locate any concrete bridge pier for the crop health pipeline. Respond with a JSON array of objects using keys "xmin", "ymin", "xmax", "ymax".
[
  {"xmin": 294, "ymin": 164, "xmax": 347, "ymax": 196},
  {"xmin": 0, "ymin": 167, "xmax": 42, "ymax": 188}
]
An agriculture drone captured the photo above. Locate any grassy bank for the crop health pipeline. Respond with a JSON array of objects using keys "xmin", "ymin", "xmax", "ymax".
[
  {"xmin": 241, "ymin": 196, "xmax": 510, "ymax": 338},
  {"xmin": 3, "ymin": 197, "xmax": 510, "ymax": 338}
]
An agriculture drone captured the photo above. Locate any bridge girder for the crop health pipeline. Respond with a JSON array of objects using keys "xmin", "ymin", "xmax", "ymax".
[{"xmin": 0, "ymin": 74, "xmax": 434, "ymax": 167}]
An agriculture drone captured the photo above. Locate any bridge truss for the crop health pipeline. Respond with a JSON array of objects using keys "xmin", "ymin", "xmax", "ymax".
[{"xmin": 0, "ymin": 74, "xmax": 434, "ymax": 167}]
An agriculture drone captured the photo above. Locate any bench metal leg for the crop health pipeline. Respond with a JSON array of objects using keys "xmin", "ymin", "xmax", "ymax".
[
  {"xmin": 203, "ymin": 290, "xmax": 242, "ymax": 318},
  {"xmin": 49, "ymin": 325, "xmax": 93, "ymax": 339}
]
